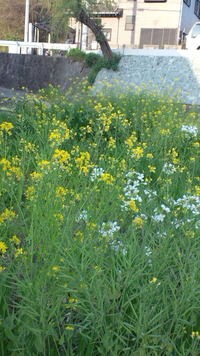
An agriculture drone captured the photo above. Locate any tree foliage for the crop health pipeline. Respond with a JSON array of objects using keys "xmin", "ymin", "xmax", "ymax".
[
  {"xmin": 0, "ymin": 0, "xmax": 50, "ymax": 40},
  {"xmin": 49, "ymin": 0, "xmax": 115, "ymax": 58},
  {"xmin": 0, "ymin": 0, "xmax": 115, "ymax": 58},
  {"xmin": 0, "ymin": 0, "xmax": 24, "ymax": 40}
]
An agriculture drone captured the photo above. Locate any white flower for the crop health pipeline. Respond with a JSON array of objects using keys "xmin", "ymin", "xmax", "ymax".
[
  {"xmin": 152, "ymin": 213, "xmax": 165, "ymax": 222},
  {"xmin": 144, "ymin": 189, "xmax": 157, "ymax": 198},
  {"xmin": 99, "ymin": 221, "xmax": 120, "ymax": 238},
  {"xmin": 156, "ymin": 231, "xmax": 167, "ymax": 239},
  {"xmin": 76, "ymin": 209, "xmax": 88, "ymax": 222},
  {"xmin": 174, "ymin": 195, "xmax": 200, "ymax": 216},
  {"xmin": 145, "ymin": 246, "xmax": 152, "ymax": 257},
  {"xmin": 144, "ymin": 245, "xmax": 152, "ymax": 264},
  {"xmin": 181, "ymin": 125, "xmax": 198, "ymax": 137},
  {"xmin": 90, "ymin": 166, "xmax": 104, "ymax": 181},
  {"xmin": 110, "ymin": 240, "xmax": 127, "ymax": 255},
  {"xmin": 161, "ymin": 204, "xmax": 171, "ymax": 213},
  {"xmin": 162, "ymin": 162, "xmax": 176, "ymax": 175}
]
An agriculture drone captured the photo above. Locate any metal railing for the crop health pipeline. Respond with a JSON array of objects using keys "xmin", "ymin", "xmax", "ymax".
[{"xmin": 0, "ymin": 40, "xmax": 77, "ymax": 55}]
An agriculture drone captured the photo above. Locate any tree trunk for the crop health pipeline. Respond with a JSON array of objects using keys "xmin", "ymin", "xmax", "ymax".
[{"xmin": 77, "ymin": 8, "xmax": 113, "ymax": 59}]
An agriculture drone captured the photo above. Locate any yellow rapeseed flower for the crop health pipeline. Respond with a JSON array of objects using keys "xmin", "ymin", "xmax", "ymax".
[
  {"xmin": 0, "ymin": 241, "xmax": 8, "ymax": 254},
  {"xmin": 52, "ymin": 149, "xmax": 70, "ymax": 164},
  {"xmin": 0, "ymin": 266, "xmax": 6, "ymax": 272},
  {"xmin": 54, "ymin": 213, "xmax": 64, "ymax": 222},
  {"xmin": 68, "ymin": 297, "xmax": 78, "ymax": 303},
  {"xmin": 52, "ymin": 265, "xmax": 60, "ymax": 272},
  {"xmin": 20, "ymin": 139, "xmax": 37, "ymax": 153},
  {"xmin": 75, "ymin": 151, "xmax": 91, "ymax": 175},
  {"xmin": 10, "ymin": 235, "xmax": 21, "ymax": 245},
  {"xmin": 49, "ymin": 124, "xmax": 70, "ymax": 147},
  {"xmin": 74, "ymin": 230, "xmax": 84, "ymax": 241},
  {"xmin": 55, "ymin": 186, "xmax": 69, "ymax": 199},
  {"xmin": 129, "ymin": 200, "xmax": 139, "ymax": 213},
  {"xmin": 148, "ymin": 165, "xmax": 156, "ymax": 173},
  {"xmin": 146, "ymin": 153, "xmax": 154, "ymax": 159},
  {"xmin": 15, "ymin": 248, "xmax": 24, "ymax": 257},
  {"xmin": 38, "ymin": 160, "xmax": 50, "ymax": 170},
  {"xmin": 132, "ymin": 146, "xmax": 144, "ymax": 159},
  {"xmin": 8, "ymin": 166, "xmax": 23, "ymax": 180},
  {"xmin": 160, "ymin": 128, "xmax": 170, "ymax": 135},
  {"xmin": 108, "ymin": 137, "xmax": 116, "ymax": 148},
  {"xmin": 133, "ymin": 216, "xmax": 144, "ymax": 228},
  {"xmin": 194, "ymin": 186, "xmax": 200, "ymax": 196},
  {"xmin": 0, "ymin": 158, "xmax": 11, "ymax": 171},
  {"xmin": 191, "ymin": 331, "xmax": 200, "ymax": 339},
  {"xmin": 25, "ymin": 186, "xmax": 36, "ymax": 201},
  {"xmin": 49, "ymin": 129, "xmax": 61, "ymax": 142},
  {"xmin": 193, "ymin": 142, "xmax": 200, "ymax": 148},
  {"xmin": 30, "ymin": 171, "xmax": 43, "ymax": 181},
  {"xmin": 100, "ymin": 172, "xmax": 115, "ymax": 184},
  {"xmin": 0, "ymin": 208, "xmax": 16, "ymax": 224},
  {"xmin": 65, "ymin": 325, "xmax": 74, "ymax": 331},
  {"xmin": 94, "ymin": 265, "xmax": 102, "ymax": 273},
  {"xmin": 0, "ymin": 121, "xmax": 14, "ymax": 134},
  {"xmin": 171, "ymin": 148, "xmax": 179, "ymax": 165},
  {"xmin": 24, "ymin": 141, "xmax": 37, "ymax": 153},
  {"xmin": 125, "ymin": 132, "xmax": 137, "ymax": 148},
  {"xmin": 150, "ymin": 277, "xmax": 158, "ymax": 284}
]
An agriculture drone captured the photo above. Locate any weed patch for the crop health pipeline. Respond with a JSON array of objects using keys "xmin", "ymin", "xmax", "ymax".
[{"xmin": 0, "ymin": 86, "xmax": 200, "ymax": 354}]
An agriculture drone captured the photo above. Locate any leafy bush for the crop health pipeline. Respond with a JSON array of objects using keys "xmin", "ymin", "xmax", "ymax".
[
  {"xmin": 85, "ymin": 52, "xmax": 102, "ymax": 67},
  {"xmin": 67, "ymin": 48, "xmax": 87, "ymax": 61},
  {"xmin": 88, "ymin": 53, "xmax": 121, "ymax": 84},
  {"xmin": 67, "ymin": 49, "xmax": 121, "ymax": 83}
]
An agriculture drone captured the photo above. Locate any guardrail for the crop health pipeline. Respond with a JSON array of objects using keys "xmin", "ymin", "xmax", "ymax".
[{"xmin": 0, "ymin": 40, "xmax": 77, "ymax": 55}]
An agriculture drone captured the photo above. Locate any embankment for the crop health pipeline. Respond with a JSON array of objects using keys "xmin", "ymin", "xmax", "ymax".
[{"xmin": 94, "ymin": 49, "xmax": 200, "ymax": 105}]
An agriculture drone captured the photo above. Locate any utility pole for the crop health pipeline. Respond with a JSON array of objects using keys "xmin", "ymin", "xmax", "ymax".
[{"xmin": 24, "ymin": 0, "xmax": 30, "ymax": 42}]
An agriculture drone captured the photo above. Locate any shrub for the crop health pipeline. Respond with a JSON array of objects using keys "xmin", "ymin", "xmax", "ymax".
[
  {"xmin": 88, "ymin": 53, "xmax": 121, "ymax": 84},
  {"xmin": 67, "ymin": 48, "xmax": 86, "ymax": 61},
  {"xmin": 85, "ymin": 52, "xmax": 102, "ymax": 67},
  {"xmin": 67, "ymin": 49, "xmax": 121, "ymax": 83}
]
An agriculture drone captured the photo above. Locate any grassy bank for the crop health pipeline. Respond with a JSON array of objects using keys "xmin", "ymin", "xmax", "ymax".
[{"xmin": 0, "ymin": 85, "xmax": 200, "ymax": 355}]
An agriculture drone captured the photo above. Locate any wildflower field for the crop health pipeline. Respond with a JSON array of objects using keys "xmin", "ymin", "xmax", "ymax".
[{"xmin": 0, "ymin": 84, "xmax": 200, "ymax": 355}]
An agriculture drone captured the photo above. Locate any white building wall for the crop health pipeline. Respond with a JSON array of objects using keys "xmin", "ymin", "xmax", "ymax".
[
  {"xmin": 98, "ymin": 0, "xmax": 136, "ymax": 48},
  {"xmin": 72, "ymin": 0, "xmax": 200, "ymax": 50},
  {"xmin": 134, "ymin": 0, "xmax": 182, "ymax": 47}
]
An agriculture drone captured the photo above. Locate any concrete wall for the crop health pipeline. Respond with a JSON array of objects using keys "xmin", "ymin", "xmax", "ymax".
[
  {"xmin": 0, "ymin": 53, "xmax": 89, "ymax": 91},
  {"xmin": 94, "ymin": 49, "xmax": 200, "ymax": 105}
]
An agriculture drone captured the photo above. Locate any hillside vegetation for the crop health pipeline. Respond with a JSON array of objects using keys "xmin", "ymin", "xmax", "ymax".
[
  {"xmin": 0, "ymin": 0, "xmax": 24, "ymax": 40},
  {"xmin": 0, "ymin": 0, "xmax": 49, "ymax": 41}
]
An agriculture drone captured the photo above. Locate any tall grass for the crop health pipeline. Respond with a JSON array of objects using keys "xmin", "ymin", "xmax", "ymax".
[{"xmin": 0, "ymin": 84, "xmax": 200, "ymax": 355}]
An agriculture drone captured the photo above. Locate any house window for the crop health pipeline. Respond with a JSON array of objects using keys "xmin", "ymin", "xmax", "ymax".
[
  {"xmin": 183, "ymin": 0, "xmax": 191, "ymax": 6},
  {"xmin": 140, "ymin": 28, "xmax": 177, "ymax": 48},
  {"xmin": 195, "ymin": 0, "xmax": 200, "ymax": 18},
  {"xmin": 125, "ymin": 16, "xmax": 135, "ymax": 31},
  {"xmin": 103, "ymin": 29, "xmax": 112, "ymax": 41}
]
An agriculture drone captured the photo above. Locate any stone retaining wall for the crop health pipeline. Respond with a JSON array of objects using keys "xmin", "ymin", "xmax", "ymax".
[
  {"xmin": 0, "ymin": 53, "xmax": 89, "ymax": 91},
  {"xmin": 94, "ymin": 50, "xmax": 200, "ymax": 105},
  {"xmin": 1, "ymin": 50, "xmax": 200, "ymax": 105}
]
